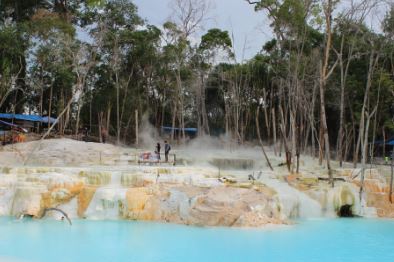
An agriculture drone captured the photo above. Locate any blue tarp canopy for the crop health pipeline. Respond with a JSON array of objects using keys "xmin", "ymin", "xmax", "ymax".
[
  {"xmin": 161, "ymin": 126, "xmax": 197, "ymax": 133},
  {"xmin": 374, "ymin": 138, "xmax": 394, "ymax": 146},
  {"xmin": 40, "ymin": 116, "xmax": 57, "ymax": 124},
  {"xmin": 0, "ymin": 113, "xmax": 57, "ymax": 124}
]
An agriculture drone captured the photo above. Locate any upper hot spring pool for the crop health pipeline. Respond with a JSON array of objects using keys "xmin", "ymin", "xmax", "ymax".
[{"xmin": 1, "ymin": 218, "xmax": 394, "ymax": 262}]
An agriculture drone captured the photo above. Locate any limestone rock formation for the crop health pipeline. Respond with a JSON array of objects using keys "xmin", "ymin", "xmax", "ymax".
[{"xmin": 0, "ymin": 167, "xmax": 285, "ymax": 227}]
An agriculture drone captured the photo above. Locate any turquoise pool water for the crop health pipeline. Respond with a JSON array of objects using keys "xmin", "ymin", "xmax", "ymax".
[{"xmin": 1, "ymin": 218, "xmax": 394, "ymax": 262}]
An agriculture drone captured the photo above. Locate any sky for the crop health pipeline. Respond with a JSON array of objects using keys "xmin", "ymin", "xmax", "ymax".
[
  {"xmin": 131, "ymin": 0, "xmax": 388, "ymax": 61},
  {"xmin": 132, "ymin": 0, "xmax": 273, "ymax": 61}
]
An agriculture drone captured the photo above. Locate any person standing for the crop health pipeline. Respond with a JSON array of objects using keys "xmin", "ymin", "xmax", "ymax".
[
  {"xmin": 156, "ymin": 142, "xmax": 161, "ymax": 160},
  {"xmin": 164, "ymin": 141, "xmax": 171, "ymax": 162},
  {"xmin": 101, "ymin": 127, "xmax": 107, "ymax": 144},
  {"xmin": 84, "ymin": 127, "xmax": 89, "ymax": 142}
]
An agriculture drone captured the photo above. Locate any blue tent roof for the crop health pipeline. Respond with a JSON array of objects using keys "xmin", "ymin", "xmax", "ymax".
[
  {"xmin": 161, "ymin": 126, "xmax": 197, "ymax": 133},
  {"xmin": 0, "ymin": 113, "xmax": 57, "ymax": 124},
  {"xmin": 374, "ymin": 138, "xmax": 394, "ymax": 146},
  {"xmin": 40, "ymin": 116, "xmax": 57, "ymax": 124}
]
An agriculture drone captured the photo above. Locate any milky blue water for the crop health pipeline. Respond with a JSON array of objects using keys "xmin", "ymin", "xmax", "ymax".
[{"xmin": 1, "ymin": 218, "xmax": 394, "ymax": 262}]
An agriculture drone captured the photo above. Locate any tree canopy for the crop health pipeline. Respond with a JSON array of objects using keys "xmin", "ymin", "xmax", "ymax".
[{"xmin": 1, "ymin": 0, "xmax": 394, "ymax": 175}]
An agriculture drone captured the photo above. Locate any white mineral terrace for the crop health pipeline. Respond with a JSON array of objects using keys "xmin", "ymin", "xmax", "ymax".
[{"xmin": 0, "ymin": 138, "xmax": 393, "ymax": 227}]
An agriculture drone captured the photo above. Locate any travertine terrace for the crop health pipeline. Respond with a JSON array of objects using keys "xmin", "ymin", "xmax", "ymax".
[{"xmin": 1, "ymin": 138, "xmax": 393, "ymax": 227}]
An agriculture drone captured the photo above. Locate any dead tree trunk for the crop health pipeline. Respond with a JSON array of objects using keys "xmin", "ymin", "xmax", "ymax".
[
  {"xmin": 48, "ymin": 84, "xmax": 53, "ymax": 131},
  {"xmin": 319, "ymin": 0, "xmax": 337, "ymax": 187},
  {"xmin": 116, "ymin": 72, "xmax": 120, "ymax": 145},
  {"xmin": 354, "ymin": 49, "xmax": 379, "ymax": 168},
  {"xmin": 256, "ymin": 106, "xmax": 274, "ymax": 171},
  {"xmin": 135, "ymin": 109, "xmax": 139, "ymax": 146},
  {"xmin": 359, "ymin": 107, "xmax": 377, "ymax": 200},
  {"xmin": 75, "ymin": 100, "xmax": 82, "ymax": 136},
  {"xmin": 337, "ymin": 36, "xmax": 354, "ymax": 167},
  {"xmin": 279, "ymin": 106, "xmax": 291, "ymax": 172},
  {"xmin": 98, "ymin": 112, "xmax": 103, "ymax": 143},
  {"xmin": 390, "ymin": 148, "xmax": 393, "ymax": 203},
  {"xmin": 272, "ymin": 108, "xmax": 277, "ymax": 156},
  {"xmin": 201, "ymin": 74, "xmax": 209, "ymax": 135}
]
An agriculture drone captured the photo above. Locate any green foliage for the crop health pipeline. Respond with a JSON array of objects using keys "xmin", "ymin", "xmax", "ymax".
[
  {"xmin": 2, "ymin": 0, "xmax": 394, "ymax": 149},
  {"xmin": 0, "ymin": 0, "xmax": 50, "ymax": 22},
  {"xmin": 253, "ymin": 0, "xmax": 312, "ymax": 38},
  {"xmin": 199, "ymin": 28, "xmax": 234, "ymax": 66},
  {"xmin": 29, "ymin": 10, "xmax": 75, "ymax": 39},
  {"xmin": 87, "ymin": 0, "xmax": 106, "ymax": 7},
  {"xmin": 383, "ymin": 5, "xmax": 394, "ymax": 38},
  {"xmin": 0, "ymin": 25, "xmax": 25, "ymax": 73},
  {"xmin": 200, "ymin": 29, "xmax": 232, "ymax": 51}
]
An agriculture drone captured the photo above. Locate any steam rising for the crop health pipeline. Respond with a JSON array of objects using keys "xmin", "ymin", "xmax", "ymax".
[{"xmin": 138, "ymin": 114, "xmax": 160, "ymax": 150}]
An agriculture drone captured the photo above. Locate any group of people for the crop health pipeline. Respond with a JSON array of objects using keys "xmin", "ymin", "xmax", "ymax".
[{"xmin": 155, "ymin": 141, "xmax": 171, "ymax": 162}]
